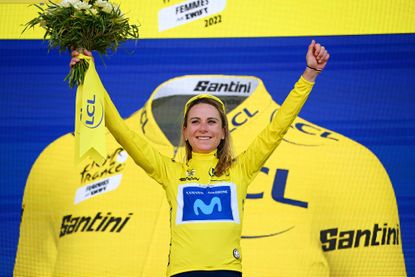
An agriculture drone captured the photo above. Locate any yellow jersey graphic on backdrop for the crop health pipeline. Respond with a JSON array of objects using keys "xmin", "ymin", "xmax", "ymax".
[{"xmin": 15, "ymin": 75, "xmax": 406, "ymax": 276}]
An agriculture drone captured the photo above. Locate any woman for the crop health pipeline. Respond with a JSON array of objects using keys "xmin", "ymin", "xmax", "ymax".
[{"xmin": 71, "ymin": 40, "xmax": 329, "ymax": 277}]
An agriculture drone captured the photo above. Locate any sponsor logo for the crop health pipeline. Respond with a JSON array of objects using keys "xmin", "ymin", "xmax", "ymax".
[
  {"xmin": 80, "ymin": 94, "xmax": 104, "ymax": 129},
  {"xmin": 208, "ymin": 167, "xmax": 230, "ymax": 180},
  {"xmin": 74, "ymin": 174, "xmax": 122, "ymax": 204},
  {"xmin": 152, "ymin": 77, "xmax": 258, "ymax": 100},
  {"xmin": 186, "ymin": 169, "xmax": 196, "ymax": 177},
  {"xmin": 59, "ymin": 212, "xmax": 133, "ymax": 238},
  {"xmin": 242, "ymin": 167, "xmax": 305, "ymax": 239},
  {"xmin": 80, "ymin": 147, "xmax": 127, "ymax": 184},
  {"xmin": 320, "ymin": 223, "xmax": 400, "ymax": 251},
  {"xmin": 194, "ymin": 197, "xmax": 222, "ymax": 215},
  {"xmin": 246, "ymin": 168, "xmax": 308, "ymax": 208},
  {"xmin": 194, "ymin": 80, "xmax": 252, "ymax": 94},
  {"xmin": 229, "ymin": 107, "xmax": 259, "ymax": 132},
  {"xmin": 179, "ymin": 176, "xmax": 200, "ymax": 182},
  {"xmin": 294, "ymin": 122, "xmax": 338, "ymax": 141},
  {"xmin": 269, "ymin": 109, "xmax": 339, "ymax": 145},
  {"xmin": 176, "ymin": 183, "xmax": 240, "ymax": 224},
  {"xmin": 179, "ymin": 169, "xmax": 200, "ymax": 181},
  {"xmin": 233, "ymin": 248, "xmax": 240, "ymax": 259},
  {"xmin": 158, "ymin": 0, "xmax": 226, "ymax": 31}
]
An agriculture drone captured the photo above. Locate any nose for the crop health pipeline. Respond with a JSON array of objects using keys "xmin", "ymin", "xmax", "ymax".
[{"xmin": 198, "ymin": 121, "xmax": 208, "ymax": 132}]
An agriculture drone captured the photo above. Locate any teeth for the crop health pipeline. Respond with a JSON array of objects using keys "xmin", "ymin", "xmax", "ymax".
[{"xmin": 197, "ymin": 136, "xmax": 211, "ymax": 140}]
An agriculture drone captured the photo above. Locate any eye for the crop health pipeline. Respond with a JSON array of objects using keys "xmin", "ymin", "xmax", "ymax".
[
  {"xmin": 190, "ymin": 119, "xmax": 200, "ymax": 124},
  {"xmin": 208, "ymin": 119, "xmax": 217, "ymax": 124}
]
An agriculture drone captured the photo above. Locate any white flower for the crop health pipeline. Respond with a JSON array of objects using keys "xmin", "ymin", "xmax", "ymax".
[
  {"xmin": 94, "ymin": 0, "xmax": 113, "ymax": 13},
  {"xmin": 90, "ymin": 8, "xmax": 98, "ymax": 15},
  {"xmin": 93, "ymin": 0, "xmax": 107, "ymax": 8},
  {"xmin": 74, "ymin": 1, "xmax": 92, "ymax": 10},
  {"xmin": 102, "ymin": 3, "xmax": 113, "ymax": 13},
  {"xmin": 59, "ymin": 0, "xmax": 80, "ymax": 8}
]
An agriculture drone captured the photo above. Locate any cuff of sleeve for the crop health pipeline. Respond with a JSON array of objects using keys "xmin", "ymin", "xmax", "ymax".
[{"xmin": 300, "ymin": 75, "xmax": 315, "ymax": 86}]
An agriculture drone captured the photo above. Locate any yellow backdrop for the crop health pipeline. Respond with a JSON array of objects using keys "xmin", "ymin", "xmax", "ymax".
[{"xmin": 1, "ymin": 0, "xmax": 414, "ymax": 39}]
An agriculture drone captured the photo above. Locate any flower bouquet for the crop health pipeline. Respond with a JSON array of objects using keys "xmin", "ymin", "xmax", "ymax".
[
  {"xmin": 24, "ymin": 0, "xmax": 139, "ymax": 164},
  {"xmin": 23, "ymin": 0, "xmax": 139, "ymax": 88}
]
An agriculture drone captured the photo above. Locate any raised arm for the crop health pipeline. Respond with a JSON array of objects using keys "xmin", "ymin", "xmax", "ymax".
[
  {"xmin": 71, "ymin": 50, "xmax": 170, "ymax": 185},
  {"xmin": 238, "ymin": 40, "xmax": 330, "ymax": 182}
]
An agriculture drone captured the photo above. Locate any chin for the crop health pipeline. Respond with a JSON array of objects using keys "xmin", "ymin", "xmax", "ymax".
[
  {"xmin": 197, "ymin": 149, "xmax": 213, "ymax": 153},
  {"xmin": 194, "ymin": 146, "xmax": 215, "ymax": 153}
]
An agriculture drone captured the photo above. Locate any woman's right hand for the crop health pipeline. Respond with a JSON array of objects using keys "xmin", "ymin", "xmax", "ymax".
[{"xmin": 69, "ymin": 48, "xmax": 93, "ymax": 68}]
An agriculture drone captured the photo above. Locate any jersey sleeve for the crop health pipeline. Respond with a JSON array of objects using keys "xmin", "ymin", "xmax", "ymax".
[
  {"xmin": 237, "ymin": 75, "xmax": 314, "ymax": 182},
  {"xmin": 103, "ymin": 90, "xmax": 170, "ymax": 185},
  {"xmin": 313, "ymin": 145, "xmax": 407, "ymax": 276},
  {"xmin": 14, "ymin": 149, "xmax": 58, "ymax": 277}
]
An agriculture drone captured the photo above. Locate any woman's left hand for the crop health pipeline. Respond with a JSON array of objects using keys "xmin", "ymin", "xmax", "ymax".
[
  {"xmin": 302, "ymin": 40, "xmax": 330, "ymax": 82},
  {"xmin": 306, "ymin": 40, "xmax": 330, "ymax": 71}
]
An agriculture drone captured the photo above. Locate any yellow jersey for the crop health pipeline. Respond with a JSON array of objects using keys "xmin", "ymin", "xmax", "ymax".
[{"xmin": 104, "ymin": 76, "xmax": 313, "ymax": 276}]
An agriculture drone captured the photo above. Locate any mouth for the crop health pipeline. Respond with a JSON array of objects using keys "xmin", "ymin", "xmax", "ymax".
[{"xmin": 196, "ymin": 136, "xmax": 212, "ymax": 140}]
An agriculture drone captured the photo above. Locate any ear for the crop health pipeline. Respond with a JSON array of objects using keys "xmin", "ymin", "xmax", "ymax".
[{"xmin": 182, "ymin": 127, "xmax": 187, "ymax": 141}]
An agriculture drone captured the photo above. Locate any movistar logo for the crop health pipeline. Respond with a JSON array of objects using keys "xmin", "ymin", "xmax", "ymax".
[
  {"xmin": 178, "ymin": 184, "xmax": 238, "ymax": 224},
  {"xmin": 194, "ymin": 80, "xmax": 252, "ymax": 93},
  {"xmin": 193, "ymin": 197, "xmax": 222, "ymax": 215}
]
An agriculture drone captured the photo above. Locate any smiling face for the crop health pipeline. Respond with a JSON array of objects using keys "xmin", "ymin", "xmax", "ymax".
[{"xmin": 183, "ymin": 103, "xmax": 225, "ymax": 153}]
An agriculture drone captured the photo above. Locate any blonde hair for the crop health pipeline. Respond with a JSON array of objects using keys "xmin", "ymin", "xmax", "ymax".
[{"xmin": 182, "ymin": 97, "xmax": 233, "ymax": 176}]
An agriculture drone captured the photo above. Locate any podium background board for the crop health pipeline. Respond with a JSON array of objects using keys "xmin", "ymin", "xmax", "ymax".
[{"xmin": 0, "ymin": 0, "xmax": 414, "ymax": 276}]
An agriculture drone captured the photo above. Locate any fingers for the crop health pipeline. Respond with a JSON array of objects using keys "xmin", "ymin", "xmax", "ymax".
[
  {"xmin": 83, "ymin": 49, "xmax": 92, "ymax": 56},
  {"xmin": 71, "ymin": 50, "xmax": 79, "ymax": 57},
  {"xmin": 69, "ymin": 48, "xmax": 92, "ymax": 68},
  {"xmin": 69, "ymin": 57, "xmax": 79, "ymax": 68},
  {"xmin": 317, "ymin": 47, "xmax": 329, "ymax": 64},
  {"xmin": 71, "ymin": 49, "xmax": 92, "ymax": 57},
  {"xmin": 306, "ymin": 39, "xmax": 330, "ymax": 73},
  {"xmin": 313, "ymin": 41, "xmax": 330, "ymax": 64},
  {"xmin": 308, "ymin": 39, "xmax": 316, "ymax": 52},
  {"xmin": 325, "ymin": 53, "xmax": 330, "ymax": 63}
]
